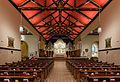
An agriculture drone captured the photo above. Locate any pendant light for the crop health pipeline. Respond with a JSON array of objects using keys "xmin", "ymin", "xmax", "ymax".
[
  {"xmin": 19, "ymin": 9, "xmax": 24, "ymax": 33},
  {"xmin": 98, "ymin": 6, "xmax": 102, "ymax": 33}
]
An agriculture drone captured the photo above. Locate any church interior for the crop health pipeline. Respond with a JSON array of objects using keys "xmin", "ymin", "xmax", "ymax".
[{"xmin": 0, "ymin": 0, "xmax": 120, "ymax": 82}]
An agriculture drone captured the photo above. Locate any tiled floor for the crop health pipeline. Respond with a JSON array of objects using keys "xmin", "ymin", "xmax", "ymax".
[{"xmin": 46, "ymin": 60, "xmax": 76, "ymax": 82}]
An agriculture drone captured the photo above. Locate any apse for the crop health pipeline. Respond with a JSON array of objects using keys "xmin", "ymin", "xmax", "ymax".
[{"xmin": 54, "ymin": 39, "xmax": 66, "ymax": 57}]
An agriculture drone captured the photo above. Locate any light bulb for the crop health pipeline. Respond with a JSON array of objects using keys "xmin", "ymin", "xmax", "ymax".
[
  {"xmin": 98, "ymin": 27, "xmax": 102, "ymax": 33},
  {"xmin": 19, "ymin": 26, "xmax": 24, "ymax": 32}
]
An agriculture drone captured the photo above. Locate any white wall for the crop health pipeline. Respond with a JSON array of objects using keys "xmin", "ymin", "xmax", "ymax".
[
  {"xmin": 80, "ymin": 0, "xmax": 120, "ymax": 65},
  {"xmin": 81, "ymin": 35, "xmax": 99, "ymax": 59},
  {"xmin": 21, "ymin": 35, "xmax": 39, "ymax": 58},
  {"xmin": 0, "ymin": 0, "xmax": 42, "ymax": 65},
  {"xmin": 0, "ymin": 1, "xmax": 21, "ymax": 64},
  {"xmin": 98, "ymin": 0, "xmax": 120, "ymax": 65}
]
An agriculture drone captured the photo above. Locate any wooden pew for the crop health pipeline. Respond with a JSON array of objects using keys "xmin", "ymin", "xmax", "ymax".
[
  {"xmin": 0, "ymin": 57, "xmax": 54, "ymax": 82},
  {"xmin": 0, "ymin": 75, "xmax": 36, "ymax": 82},
  {"xmin": 66, "ymin": 58, "xmax": 120, "ymax": 82}
]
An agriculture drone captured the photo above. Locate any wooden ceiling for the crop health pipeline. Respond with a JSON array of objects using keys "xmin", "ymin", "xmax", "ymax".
[{"xmin": 9, "ymin": 0, "xmax": 112, "ymax": 41}]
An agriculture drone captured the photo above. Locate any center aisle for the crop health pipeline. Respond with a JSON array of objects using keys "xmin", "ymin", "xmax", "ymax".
[{"xmin": 46, "ymin": 60, "xmax": 76, "ymax": 82}]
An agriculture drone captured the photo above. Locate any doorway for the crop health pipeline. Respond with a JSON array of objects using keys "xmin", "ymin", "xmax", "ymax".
[{"xmin": 21, "ymin": 41, "xmax": 28, "ymax": 58}]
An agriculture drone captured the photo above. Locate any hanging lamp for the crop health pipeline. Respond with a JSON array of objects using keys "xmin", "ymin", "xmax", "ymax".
[
  {"xmin": 98, "ymin": 6, "xmax": 102, "ymax": 33},
  {"xmin": 19, "ymin": 9, "xmax": 24, "ymax": 33}
]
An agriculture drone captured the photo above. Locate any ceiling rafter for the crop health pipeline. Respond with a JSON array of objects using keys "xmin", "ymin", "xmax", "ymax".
[
  {"xmin": 62, "ymin": 0, "xmax": 69, "ymax": 7},
  {"xmin": 59, "ymin": 10, "xmax": 62, "ymax": 25},
  {"xmin": 51, "ymin": 15, "xmax": 60, "ymax": 25},
  {"xmin": 37, "ymin": 23, "xmax": 57, "ymax": 35},
  {"xmin": 62, "ymin": 22, "xmax": 80, "ymax": 34},
  {"xmin": 39, "ymin": 15, "xmax": 59, "ymax": 28},
  {"xmin": 60, "ymin": 15, "xmax": 69, "ymax": 25},
  {"xmin": 19, "ymin": 7, "xmax": 100, "ymax": 11},
  {"xmin": 61, "ymin": 15, "xmax": 78, "ymax": 27},
  {"xmin": 61, "ymin": 14, "xmax": 85, "ymax": 29},
  {"xmin": 47, "ymin": 2, "xmax": 55, "ymax": 7},
  {"xmin": 19, "ymin": 0, "xmax": 30, "ymax": 7},
  {"xmin": 77, "ymin": 0, "xmax": 89, "ymax": 8},
  {"xmin": 52, "ymin": 0, "xmax": 58, "ymax": 7},
  {"xmin": 35, "ymin": 25, "xmax": 84, "ymax": 28},
  {"xmin": 64, "ymin": 1, "xmax": 73, "ymax": 8},
  {"xmin": 74, "ymin": 0, "xmax": 76, "ymax": 7},
  {"xmin": 44, "ymin": 0, "xmax": 47, "ymax": 7},
  {"xmin": 43, "ymin": 27, "xmax": 72, "ymax": 35},
  {"xmin": 10, "ymin": 0, "xmax": 112, "ymax": 41},
  {"xmin": 90, "ymin": 0, "xmax": 102, "ymax": 8},
  {"xmin": 76, "ymin": 10, "xmax": 92, "ymax": 20},
  {"xmin": 28, "ymin": 10, "xmax": 43, "ymax": 19},
  {"xmin": 64, "ymin": 11, "xmax": 86, "ymax": 26},
  {"xmin": 33, "ymin": 0, "xmax": 44, "ymax": 7},
  {"xmin": 40, "ymin": 22, "xmax": 58, "ymax": 33},
  {"xmin": 34, "ymin": 10, "xmax": 57, "ymax": 25}
]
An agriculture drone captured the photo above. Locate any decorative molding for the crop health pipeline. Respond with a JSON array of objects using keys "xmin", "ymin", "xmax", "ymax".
[
  {"xmin": 99, "ymin": 47, "xmax": 120, "ymax": 51},
  {"xmin": 0, "ymin": 47, "xmax": 21, "ymax": 51}
]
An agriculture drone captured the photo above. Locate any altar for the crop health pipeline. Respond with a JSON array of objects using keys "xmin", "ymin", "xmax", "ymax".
[{"xmin": 53, "ymin": 39, "xmax": 66, "ymax": 58}]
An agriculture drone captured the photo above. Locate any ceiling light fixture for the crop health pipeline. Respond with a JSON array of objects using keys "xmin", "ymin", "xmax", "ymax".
[
  {"xmin": 98, "ymin": 6, "xmax": 102, "ymax": 33},
  {"xmin": 19, "ymin": 9, "xmax": 24, "ymax": 33}
]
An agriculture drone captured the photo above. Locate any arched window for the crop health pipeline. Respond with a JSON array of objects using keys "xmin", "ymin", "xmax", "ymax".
[{"xmin": 91, "ymin": 42, "xmax": 98, "ymax": 57}]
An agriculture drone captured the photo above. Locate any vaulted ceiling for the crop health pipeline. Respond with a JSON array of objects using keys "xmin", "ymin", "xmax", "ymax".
[{"xmin": 9, "ymin": 0, "xmax": 112, "ymax": 41}]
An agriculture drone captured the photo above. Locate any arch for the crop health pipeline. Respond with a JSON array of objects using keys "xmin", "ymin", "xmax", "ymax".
[
  {"xmin": 21, "ymin": 41, "xmax": 28, "ymax": 58},
  {"xmin": 54, "ymin": 39, "xmax": 66, "ymax": 57},
  {"xmin": 91, "ymin": 41, "xmax": 99, "ymax": 57}
]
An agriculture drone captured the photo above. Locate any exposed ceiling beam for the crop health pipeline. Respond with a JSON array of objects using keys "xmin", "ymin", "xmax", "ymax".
[
  {"xmin": 76, "ymin": 10, "xmax": 92, "ymax": 20},
  {"xmin": 61, "ymin": 15, "xmax": 79, "ymax": 27},
  {"xmin": 35, "ymin": 15, "xmax": 59, "ymax": 27},
  {"xmin": 19, "ymin": 7, "xmax": 100, "ymax": 11},
  {"xmin": 28, "ymin": 10, "xmax": 44, "ymax": 19},
  {"xmin": 77, "ymin": 0, "xmax": 89, "ymax": 8},
  {"xmin": 61, "ymin": 15, "xmax": 85, "ymax": 29},
  {"xmin": 35, "ymin": 25, "xmax": 84, "ymax": 27},
  {"xmin": 51, "ymin": 15, "xmax": 59, "ymax": 25},
  {"xmin": 32, "ymin": 0, "xmax": 43, "ymax": 7},
  {"xmin": 19, "ymin": 0, "xmax": 30, "ymax": 7},
  {"xmin": 90, "ymin": 0, "xmax": 102, "ymax": 8},
  {"xmin": 62, "ymin": 22, "xmax": 80, "ymax": 34},
  {"xmin": 33, "ymin": 10, "xmax": 57, "ymax": 25},
  {"xmin": 64, "ymin": 11, "xmax": 86, "ymax": 26},
  {"xmin": 40, "ymin": 23, "xmax": 58, "ymax": 33}
]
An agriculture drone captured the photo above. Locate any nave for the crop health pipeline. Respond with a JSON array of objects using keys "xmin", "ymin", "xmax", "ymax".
[
  {"xmin": 0, "ymin": 0, "xmax": 120, "ymax": 82},
  {"xmin": 46, "ymin": 60, "xmax": 76, "ymax": 82}
]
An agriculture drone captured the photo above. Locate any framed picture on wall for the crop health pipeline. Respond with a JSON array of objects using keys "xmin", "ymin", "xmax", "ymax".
[
  {"xmin": 8, "ymin": 37, "xmax": 14, "ymax": 47},
  {"xmin": 105, "ymin": 37, "xmax": 111, "ymax": 48}
]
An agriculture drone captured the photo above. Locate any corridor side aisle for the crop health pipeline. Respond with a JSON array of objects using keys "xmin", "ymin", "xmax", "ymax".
[{"xmin": 46, "ymin": 60, "xmax": 76, "ymax": 82}]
